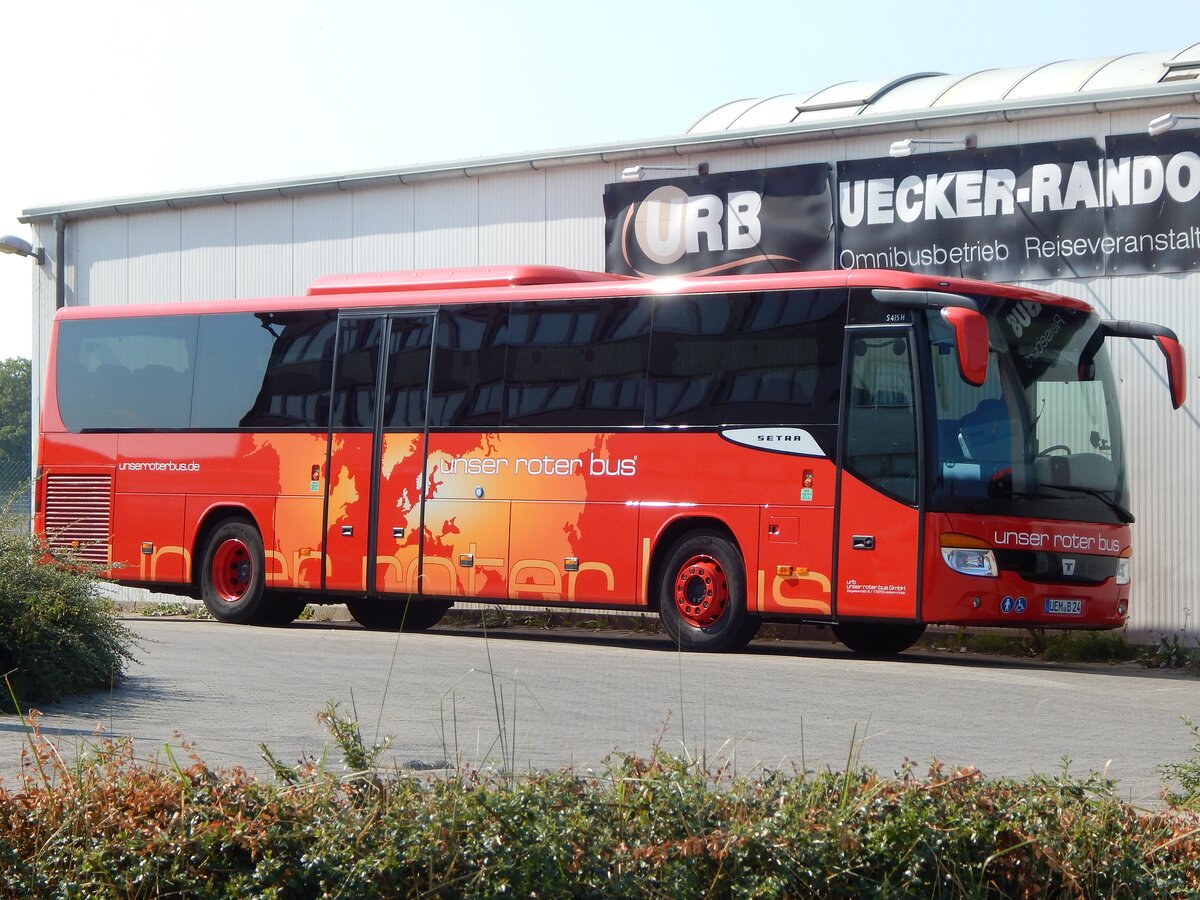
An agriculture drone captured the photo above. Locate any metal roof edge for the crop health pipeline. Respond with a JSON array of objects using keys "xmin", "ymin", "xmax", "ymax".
[{"xmin": 19, "ymin": 80, "xmax": 1200, "ymax": 225}]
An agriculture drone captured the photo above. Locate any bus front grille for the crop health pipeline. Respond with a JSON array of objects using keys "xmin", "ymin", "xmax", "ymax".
[{"xmin": 44, "ymin": 474, "xmax": 112, "ymax": 565}]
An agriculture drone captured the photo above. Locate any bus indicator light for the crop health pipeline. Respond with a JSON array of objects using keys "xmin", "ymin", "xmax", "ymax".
[{"xmin": 1115, "ymin": 556, "xmax": 1131, "ymax": 585}]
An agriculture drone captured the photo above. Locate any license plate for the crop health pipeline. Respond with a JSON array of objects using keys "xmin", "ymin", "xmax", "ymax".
[{"xmin": 1044, "ymin": 598, "xmax": 1083, "ymax": 616}]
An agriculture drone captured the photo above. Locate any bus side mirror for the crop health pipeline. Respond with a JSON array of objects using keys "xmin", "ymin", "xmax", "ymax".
[
  {"xmin": 1102, "ymin": 320, "xmax": 1187, "ymax": 410},
  {"xmin": 940, "ymin": 307, "xmax": 989, "ymax": 386},
  {"xmin": 1156, "ymin": 333, "xmax": 1187, "ymax": 410}
]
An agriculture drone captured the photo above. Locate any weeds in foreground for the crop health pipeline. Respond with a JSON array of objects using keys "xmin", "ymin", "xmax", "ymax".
[
  {"xmin": 0, "ymin": 705, "xmax": 1197, "ymax": 897},
  {"xmin": 1146, "ymin": 634, "xmax": 1200, "ymax": 671},
  {"xmin": 1159, "ymin": 717, "xmax": 1200, "ymax": 811}
]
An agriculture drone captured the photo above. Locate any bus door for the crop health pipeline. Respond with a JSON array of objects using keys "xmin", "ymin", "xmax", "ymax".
[
  {"xmin": 834, "ymin": 328, "xmax": 923, "ymax": 620},
  {"xmin": 324, "ymin": 312, "xmax": 435, "ymax": 595}
]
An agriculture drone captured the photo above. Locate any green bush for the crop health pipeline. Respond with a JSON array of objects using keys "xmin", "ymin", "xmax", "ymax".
[
  {"xmin": 0, "ymin": 511, "xmax": 136, "ymax": 713},
  {"xmin": 0, "ymin": 707, "xmax": 1197, "ymax": 897},
  {"xmin": 1159, "ymin": 717, "xmax": 1200, "ymax": 811}
]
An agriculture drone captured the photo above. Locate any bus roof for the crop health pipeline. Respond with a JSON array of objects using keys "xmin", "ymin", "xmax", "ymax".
[
  {"xmin": 306, "ymin": 266, "xmax": 631, "ymax": 296},
  {"xmin": 53, "ymin": 267, "xmax": 1095, "ymax": 320}
]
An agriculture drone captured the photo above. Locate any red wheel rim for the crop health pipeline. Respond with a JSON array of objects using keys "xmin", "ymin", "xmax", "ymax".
[
  {"xmin": 672, "ymin": 554, "xmax": 729, "ymax": 628},
  {"xmin": 212, "ymin": 538, "xmax": 253, "ymax": 603}
]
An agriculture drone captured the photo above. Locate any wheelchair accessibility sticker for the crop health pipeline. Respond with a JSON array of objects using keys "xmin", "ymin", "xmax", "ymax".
[{"xmin": 1000, "ymin": 596, "xmax": 1028, "ymax": 615}]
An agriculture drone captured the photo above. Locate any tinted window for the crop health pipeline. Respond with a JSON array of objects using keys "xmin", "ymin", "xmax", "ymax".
[
  {"xmin": 429, "ymin": 305, "xmax": 507, "ymax": 427},
  {"xmin": 505, "ymin": 298, "xmax": 650, "ymax": 426},
  {"xmin": 56, "ymin": 316, "xmax": 197, "ymax": 430},
  {"xmin": 382, "ymin": 315, "xmax": 434, "ymax": 429},
  {"xmin": 648, "ymin": 289, "xmax": 845, "ymax": 426},
  {"xmin": 331, "ymin": 317, "xmax": 383, "ymax": 429},
  {"xmin": 196, "ymin": 311, "xmax": 336, "ymax": 429}
]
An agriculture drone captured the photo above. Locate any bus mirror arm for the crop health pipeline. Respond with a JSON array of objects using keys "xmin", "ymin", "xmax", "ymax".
[
  {"xmin": 1102, "ymin": 320, "xmax": 1187, "ymax": 410},
  {"xmin": 871, "ymin": 289, "xmax": 988, "ymax": 387}
]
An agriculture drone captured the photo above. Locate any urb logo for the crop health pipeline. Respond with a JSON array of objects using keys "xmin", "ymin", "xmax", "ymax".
[{"xmin": 631, "ymin": 185, "xmax": 763, "ymax": 265}]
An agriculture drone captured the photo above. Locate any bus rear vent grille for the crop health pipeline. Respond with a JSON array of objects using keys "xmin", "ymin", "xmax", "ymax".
[{"xmin": 44, "ymin": 474, "xmax": 112, "ymax": 565}]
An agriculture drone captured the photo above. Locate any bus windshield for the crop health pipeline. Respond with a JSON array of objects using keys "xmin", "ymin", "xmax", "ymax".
[{"xmin": 926, "ymin": 297, "xmax": 1128, "ymax": 524}]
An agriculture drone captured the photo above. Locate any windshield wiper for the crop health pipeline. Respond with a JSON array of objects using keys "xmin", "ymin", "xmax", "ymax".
[
  {"xmin": 1042, "ymin": 484, "xmax": 1135, "ymax": 524},
  {"xmin": 994, "ymin": 483, "xmax": 1134, "ymax": 524}
]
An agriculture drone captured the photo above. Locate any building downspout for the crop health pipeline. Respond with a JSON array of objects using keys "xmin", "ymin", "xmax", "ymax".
[{"xmin": 54, "ymin": 216, "xmax": 65, "ymax": 309}]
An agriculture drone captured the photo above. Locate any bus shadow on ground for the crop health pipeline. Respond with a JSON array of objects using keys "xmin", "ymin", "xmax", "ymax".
[{"xmin": 294, "ymin": 618, "xmax": 1194, "ymax": 682}]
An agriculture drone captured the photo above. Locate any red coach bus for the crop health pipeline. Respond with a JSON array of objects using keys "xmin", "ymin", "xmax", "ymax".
[{"xmin": 35, "ymin": 267, "xmax": 1186, "ymax": 654}]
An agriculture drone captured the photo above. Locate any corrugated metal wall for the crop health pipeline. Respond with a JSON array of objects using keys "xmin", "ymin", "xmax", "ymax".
[{"xmin": 29, "ymin": 102, "xmax": 1200, "ymax": 639}]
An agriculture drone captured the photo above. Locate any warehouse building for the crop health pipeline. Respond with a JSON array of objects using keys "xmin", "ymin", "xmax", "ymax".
[{"xmin": 18, "ymin": 44, "xmax": 1200, "ymax": 639}]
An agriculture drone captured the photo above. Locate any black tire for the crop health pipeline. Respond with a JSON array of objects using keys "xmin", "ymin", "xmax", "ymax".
[
  {"xmin": 258, "ymin": 592, "xmax": 311, "ymax": 627},
  {"xmin": 656, "ymin": 530, "xmax": 759, "ymax": 652},
  {"xmin": 347, "ymin": 597, "xmax": 452, "ymax": 631},
  {"xmin": 833, "ymin": 622, "xmax": 927, "ymax": 657},
  {"xmin": 199, "ymin": 517, "xmax": 269, "ymax": 624}
]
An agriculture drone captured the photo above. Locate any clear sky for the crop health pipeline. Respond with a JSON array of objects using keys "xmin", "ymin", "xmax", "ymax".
[{"xmin": 0, "ymin": 0, "xmax": 1194, "ymax": 360}]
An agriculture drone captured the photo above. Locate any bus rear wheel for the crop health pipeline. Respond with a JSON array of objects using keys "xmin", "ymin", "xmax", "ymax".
[
  {"xmin": 833, "ymin": 622, "xmax": 926, "ymax": 657},
  {"xmin": 260, "ymin": 591, "xmax": 311, "ymax": 626},
  {"xmin": 200, "ymin": 518, "xmax": 269, "ymax": 624},
  {"xmin": 347, "ymin": 598, "xmax": 452, "ymax": 631},
  {"xmin": 657, "ymin": 531, "xmax": 759, "ymax": 652}
]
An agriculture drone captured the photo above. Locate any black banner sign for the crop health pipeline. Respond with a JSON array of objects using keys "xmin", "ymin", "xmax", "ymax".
[
  {"xmin": 837, "ymin": 139, "xmax": 1107, "ymax": 280},
  {"xmin": 1102, "ymin": 130, "xmax": 1200, "ymax": 275},
  {"xmin": 603, "ymin": 165, "xmax": 834, "ymax": 277},
  {"xmin": 603, "ymin": 134, "xmax": 1200, "ymax": 281}
]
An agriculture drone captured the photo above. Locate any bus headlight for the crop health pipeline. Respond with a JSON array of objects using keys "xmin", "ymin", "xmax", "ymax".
[
  {"xmin": 941, "ymin": 547, "xmax": 999, "ymax": 577},
  {"xmin": 1115, "ymin": 556, "xmax": 1131, "ymax": 586},
  {"xmin": 939, "ymin": 533, "xmax": 998, "ymax": 577}
]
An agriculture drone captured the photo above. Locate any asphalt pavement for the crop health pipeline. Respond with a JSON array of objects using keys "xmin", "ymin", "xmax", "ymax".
[{"xmin": 1, "ymin": 616, "xmax": 1196, "ymax": 808}]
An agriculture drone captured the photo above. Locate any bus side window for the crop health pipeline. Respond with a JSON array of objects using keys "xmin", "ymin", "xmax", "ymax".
[
  {"xmin": 504, "ymin": 297, "xmax": 649, "ymax": 427},
  {"xmin": 648, "ymin": 289, "xmax": 845, "ymax": 426},
  {"xmin": 429, "ymin": 305, "xmax": 507, "ymax": 428}
]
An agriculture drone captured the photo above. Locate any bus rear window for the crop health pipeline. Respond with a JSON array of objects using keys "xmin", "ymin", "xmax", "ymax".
[{"xmin": 56, "ymin": 317, "xmax": 197, "ymax": 430}]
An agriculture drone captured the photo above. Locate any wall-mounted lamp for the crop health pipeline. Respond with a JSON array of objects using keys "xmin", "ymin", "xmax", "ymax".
[
  {"xmin": 0, "ymin": 234, "xmax": 45, "ymax": 265},
  {"xmin": 1147, "ymin": 113, "xmax": 1200, "ymax": 136},
  {"xmin": 888, "ymin": 134, "xmax": 978, "ymax": 158},
  {"xmin": 621, "ymin": 162, "xmax": 710, "ymax": 183}
]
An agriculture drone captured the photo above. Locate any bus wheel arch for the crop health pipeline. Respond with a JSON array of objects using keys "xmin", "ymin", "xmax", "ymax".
[
  {"xmin": 651, "ymin": 522, "xmax": 760, "ymax": 652},
  {"xmin": 191, "ymin": 505, "xmax": 262, "ymax": 586}
]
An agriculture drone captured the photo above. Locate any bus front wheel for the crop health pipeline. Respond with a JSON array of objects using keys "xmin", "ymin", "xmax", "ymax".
[
  {"xmin": 657, "ymin": 531, "xmax": 759, "ymax": 652},
  {"xmin": 833, "ymin": 622, "xmax": 926, "ymax": 657},
  {"xmin": 200, "ymin": 518, "xmax": 269, "ymax": 624}
]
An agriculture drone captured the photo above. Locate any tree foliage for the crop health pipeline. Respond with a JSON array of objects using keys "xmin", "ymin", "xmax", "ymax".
[{"xmin": 0, "ymin": 357, "xmax": 31, "ymax": 466}]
